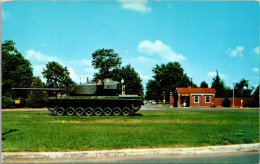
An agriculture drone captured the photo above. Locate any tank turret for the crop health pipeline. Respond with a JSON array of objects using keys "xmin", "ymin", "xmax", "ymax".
[{"xmin": 69, "ymin": 78, "xmax": 122, "ymax": 96}]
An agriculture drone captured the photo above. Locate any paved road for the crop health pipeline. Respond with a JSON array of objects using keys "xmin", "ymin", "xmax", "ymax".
[
  {"xmin": 141, "ymin": 103, "xmax": 259, "ymax": 113},
  {"xmin": 5, "ymin": 152, "xmax": 259, "ymax": 163}
]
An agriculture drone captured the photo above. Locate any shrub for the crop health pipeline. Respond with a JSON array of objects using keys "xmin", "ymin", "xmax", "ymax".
[
  {"xmin": 222, "ymin": 98, "xmax": 231, "ymax": 107},
  {"xmin": 26, "ymin": 77, "xmax": 48, "ymax": 108},
  {"xmin": 244, "ymin": 99, "xmax": 259, "ymax": 107},
  {"xmin": 2, "ymin": 96, "xmax": 14, "ymax": 108}
]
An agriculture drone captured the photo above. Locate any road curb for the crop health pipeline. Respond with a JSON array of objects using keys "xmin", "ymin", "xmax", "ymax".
[{"xmin": 2, "ymin": 143, "xmax": 259, "ymax": 160}]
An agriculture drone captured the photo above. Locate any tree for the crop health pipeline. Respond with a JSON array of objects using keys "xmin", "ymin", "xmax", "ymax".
[
  {"xmin": 245, "ymin": 85, "xmax": 259, "ymax": 107},
  {"xmin": 234, "ymin": 79, "xmax": 253, "ymax": 98},
  {"xmin": 42, "ymin": 61, "xmax": 74, "ymax": 88},
  {"xmin": 26, "ymin": 77, "xmax": 48, "ymax": 107},
  {"xmin": 91, "ymin": 49, "xmax": 143, "ymax": 96},
  {"xmin": 92, "ymin": 49, "xmax": 122, "ymax": 79},
  {"xmin": 2, "ymin": 40, "xmax": 33, "ymax": 98},
  {"xmin": 145, "ymin": 79, "xmax": 158, "ymax": 100},
  {"xmin": 211, "ymin": 71, "xmax": 226, "ymax": 98},
  {"xmin": 146, "ymin": 62, "xmax": 191, "ymax": 101},
  {"xmin": 251, "ymin": 85, "xmax": 259, "ymax": 107},
  {"xmin": 200, "ymin": 81, "xmax": 209, "ymax": 88},
  {"xmin": 110, "ymin": 64, "xmax": 144, "ymax": 96}
]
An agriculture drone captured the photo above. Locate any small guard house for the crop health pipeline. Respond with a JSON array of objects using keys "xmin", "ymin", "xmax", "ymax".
[{"xmin": 176, "ymin": 86, "xmax": 216, "ymax": 107}]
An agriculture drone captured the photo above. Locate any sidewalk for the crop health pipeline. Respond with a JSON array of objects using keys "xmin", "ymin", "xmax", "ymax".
[{"xmin": 2, "ymin": 143, "xmax": 259, "ymax": 161}]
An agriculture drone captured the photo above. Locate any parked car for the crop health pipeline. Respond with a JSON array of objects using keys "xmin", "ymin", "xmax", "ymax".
[{"xmin": 152, "ymin": 101, "xmax": 157, "ymax": 104}]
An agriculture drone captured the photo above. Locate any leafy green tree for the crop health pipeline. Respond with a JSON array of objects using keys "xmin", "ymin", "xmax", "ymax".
[
  {"xmin": 146, "ymin": 62, "xmax": 191, "ymax": 101},
  {"xmin": 92, "ymin": 49, "xmax": 122, "ymax": 79},
  {"xmin": 110, "ymin": 64, "xmax": 144, "ymax": 96},
  {"xmin": 42, "ymin": 61, "xmax": 74, "ymax": 88},
  {"xmin": 251, "ymin": 85, "xmax": 259, "ymax": 107},
  {"xmin": 91, "ymin": 49, "xmax": 143, "ymax": 96},
  {"xmin": 234, "ymin": 79, "xmax": 253, "ymax": 98},
  {"xmin": 211, "ymin": 71, "xmax": 226, "ymax": 98},
  {"xmin": 2, "ymin": 40, "xmax": 33, "ymax": 98},
  {"xmin": 2, "ymin": 96, "xmax": 15, "ymax": 108},
  {"xmin": 145, "ymin": 79, "xmax": 158, "ymax": 100},
  {"xmin": 200, "ymin": 81, "xmax": 209, "ymax": 88},
  {"xmin": 26, "ymin": 77, "xmax": 48, "ymax": 107},
  {"xmin": 245, "ymin": 85, "xmax": 259, "ymax": 107},
  {"xmin": 224, "ymin": 86, "xmax": 233, "ymax": 98}
]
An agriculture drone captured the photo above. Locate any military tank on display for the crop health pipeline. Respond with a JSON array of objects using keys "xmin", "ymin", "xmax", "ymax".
[{"xmin": 12, "ymin": 78, "xmax": 143, "ymax": 116}]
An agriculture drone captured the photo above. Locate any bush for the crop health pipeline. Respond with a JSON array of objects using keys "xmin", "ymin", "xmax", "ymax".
[
  {"xmin": 222, "ymin": 98, "xmax": 231, "ymax": 107},
  {"xmin": 26, "ymin": 77, "xmax": 48, "ymax": 108},
  {"xmin": 2, "ymin": 96, "xmax": 14, "ymax": 108},
  {"xmin": 244, "ymin": 99, "xmax": 259, "ymax": 107}
]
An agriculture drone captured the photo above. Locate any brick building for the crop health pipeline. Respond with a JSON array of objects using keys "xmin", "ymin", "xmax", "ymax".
[{"xmin": 176, "ymin": 86, "xmax": 216, "ymax": 107}]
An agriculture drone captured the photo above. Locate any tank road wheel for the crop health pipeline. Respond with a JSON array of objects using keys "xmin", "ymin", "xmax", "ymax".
[
  {"xmin": 66, "ymin": 107, "xmax": 75, "ymax": 116},
  {"xmin": 56, "ymin": 107, "xmax": 65, "ymax": 116},
  {"xmin": 94, "ymin": 107, "xmax": 103, "ymax": 116},
  {"xmin": 113, "ymin": 107, "xmax": 121, "ymax": 116},
  {"xmin": 103, "ymin": 107, "xmax": 112, "ymax": 116},
  {"xmin": 48, "ymin": 106, "xmax": 57, "ymax": 115},
  {"xmin": 122, "ymin": 107, "xmax": 131, "ymax": 116},
  {"xmin": 85, "ymin": 107, "xmax": 94, "ymax": 116},
  {"xmin": 131, "ymin": 104, "xmax": 141, "ymax": 112},
  {"xmin": 76, "ymin": 107, "xmax": 85, "ymax": 116}
]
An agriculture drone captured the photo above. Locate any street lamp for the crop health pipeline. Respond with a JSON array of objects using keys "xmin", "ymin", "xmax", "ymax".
[
  {"xmin": 163, "ymin": 91, "xmax": 165, "ymax": 105},
  {"xmin": 121, "ymin": 78, "xmax": 125, "ymax": 95}
]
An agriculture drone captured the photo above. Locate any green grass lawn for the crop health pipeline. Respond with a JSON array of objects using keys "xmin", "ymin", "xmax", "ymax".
[{"xmin": 2, "ymin": 110, "xmax": 259, "ymax": 152}]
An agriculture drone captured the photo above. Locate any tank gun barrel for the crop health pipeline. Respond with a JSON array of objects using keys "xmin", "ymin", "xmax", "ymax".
[{"xmin": 11, "ymin": 87, "xmax": 68, "ymax": 92}]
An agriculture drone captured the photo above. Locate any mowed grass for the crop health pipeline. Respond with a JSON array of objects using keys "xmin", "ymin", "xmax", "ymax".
[{"xmin": 2, "ymin": 110, "xmax": 259, "ymax": 152}]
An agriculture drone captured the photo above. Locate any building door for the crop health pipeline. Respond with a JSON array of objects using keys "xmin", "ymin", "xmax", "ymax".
[{"xmin": 181, "ymin": 95, "xmax": 190, "ymax": 107}]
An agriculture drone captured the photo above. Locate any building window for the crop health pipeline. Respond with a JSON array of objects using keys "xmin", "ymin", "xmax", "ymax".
[
  {"xmin": 194, "ymin": 96, "xmax": 199, "ymax": 103},
  {"xmin": 205, "ymin": 96, "xmax": 210, "ymax": 103}
]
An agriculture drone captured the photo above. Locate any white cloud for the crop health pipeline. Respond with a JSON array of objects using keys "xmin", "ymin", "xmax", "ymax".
[
  {"xmin": 85, "ymin": 67, "xmax": 98, "ymax": 74},
  {"xmin": 207, "ymin": 71, "xmax": 227, "ymax": 79},
  {"xmin": 136, "ymin": 70, "xmax": 152, "ymax": 82},
  {"xmin": 226, "ymin": 46, "xmax": 244, "ymax": 57},
  {"xmin": 254, "ymin": 46, "xmax": 259, "ymax": 55},
  {"xmin": 67, "ymin": 67, "xmax": 81, "ymax": 84},
  {"xmin": 33, "ymin": 64, "xmax": 45, "ymax": 75},
  {"xmin": 252, "ymin": 67, "xmax": 259, "ymax": 72},
  {"xmin": 25, "ymin": 49, "xmax": 97, "ymax": 84},
  {"xmin": 118, "ymin": 0, "xmax": 152, "ymax": 13},
  {"xmin": 32, "ymin": 64, "xmax": 46, "ymax": 83},
  {"xmin": 136, "ymin": 56, "xmax": 156, "ymax": 63},
  {"xmin": 25, "ymin": 49, "xmax": 63, "ymax": 63},
  {"xmin": 137, "ymin": 40, "xmax": 186, "ymax": 62}
]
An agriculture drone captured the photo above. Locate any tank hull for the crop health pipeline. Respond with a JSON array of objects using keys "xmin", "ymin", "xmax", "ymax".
[{"xmin": 47, "ymin": 96, "xmax": 143, "ymax": 116}]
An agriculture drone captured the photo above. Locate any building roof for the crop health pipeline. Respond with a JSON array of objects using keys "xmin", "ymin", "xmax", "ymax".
[{"xmin": 176, "ymin": 86, "xmax": 216, "ymax": 94}]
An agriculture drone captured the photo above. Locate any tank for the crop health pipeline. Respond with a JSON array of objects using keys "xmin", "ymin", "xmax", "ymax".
[{"xmin": 12, "ymin": 78, "xmax": 144, "ymax": 116}]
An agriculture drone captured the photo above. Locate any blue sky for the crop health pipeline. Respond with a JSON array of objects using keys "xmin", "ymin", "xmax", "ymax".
[{"xmin": 2, "ymin": 0, "xmax": 259, "ymax": 90}]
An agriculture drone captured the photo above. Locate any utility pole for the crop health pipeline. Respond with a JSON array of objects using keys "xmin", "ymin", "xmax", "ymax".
[
  {"xmin": 191, "ymin": 78, "xmax": 193, "ymax": 88},
  {"xmin": 233, "ymin": 81, "xmax": 235, "ymax": 107}
]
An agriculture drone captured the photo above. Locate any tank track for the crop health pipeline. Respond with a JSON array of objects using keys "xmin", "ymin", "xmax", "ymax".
[
  {"xmin": 48, "ymin": 105, "xmax": 141, "ymax": 116},
  {"xmin": 47, "ymin": 99, "xmax": 142, "ymax": 116}
]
